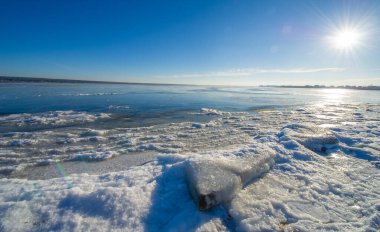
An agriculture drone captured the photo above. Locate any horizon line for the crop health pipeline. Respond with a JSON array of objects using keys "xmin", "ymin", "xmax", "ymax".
[{"xmin": 1, "ymin": 75, "xmax": 380, "ymax": 89}]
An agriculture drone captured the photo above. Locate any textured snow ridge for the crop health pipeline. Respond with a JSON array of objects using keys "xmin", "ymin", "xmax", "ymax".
[
  {"xmin": 186, "ymin": 151, "xmax": 275, "ymax": 210},
  {"xmin": 229, "ymin": 140, "xmax": 380, "ymax": 232},
  {"xmin": 0, "ymin": 111, "xmax": 251, "ymax": 175},
  {"xmin": 279, "ymin": 124, "xmax": 339, "ymax": 153},
  {"xmin": 0, "ymin": 111, "xmax": 109, "ymax": 129}
]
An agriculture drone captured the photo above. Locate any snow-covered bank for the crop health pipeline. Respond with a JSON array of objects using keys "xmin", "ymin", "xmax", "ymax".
[{"xmin": 1, "ymin": 103, "xmax": 380, "ymax": 231}]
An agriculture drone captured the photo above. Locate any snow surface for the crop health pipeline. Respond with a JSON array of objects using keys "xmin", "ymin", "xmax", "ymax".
[{"xmin": 1, "ymin": 103, "xmax": 380, "ymax": 231}]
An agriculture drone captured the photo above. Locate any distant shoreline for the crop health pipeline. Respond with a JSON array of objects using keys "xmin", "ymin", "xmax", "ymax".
[
  {"xmin": 262, "ymin": 85, "xmax": 380, "ymax": 91},
  {"xmin": 0, "ymin": 76, "xmax": 180, "ymax": 86},
  {"xmin": 1, "ymin": 76, "xmax": 379, "ymax": 90}
]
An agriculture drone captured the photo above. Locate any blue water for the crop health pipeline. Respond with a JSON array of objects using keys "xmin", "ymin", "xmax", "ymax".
[{"xmin": 1, "ymin": 83, "xmax": 380, "ymax": 116}]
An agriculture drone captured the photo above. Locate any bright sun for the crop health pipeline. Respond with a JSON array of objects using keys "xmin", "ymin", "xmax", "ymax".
[{"xmin": 330, "ymin": 28, "xmax": 361, "ymax": 50}]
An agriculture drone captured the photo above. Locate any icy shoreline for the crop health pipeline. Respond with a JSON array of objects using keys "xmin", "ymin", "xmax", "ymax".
[{"xmin": 1, "ymin": 103, "xmax": 380, "ymax": 231}]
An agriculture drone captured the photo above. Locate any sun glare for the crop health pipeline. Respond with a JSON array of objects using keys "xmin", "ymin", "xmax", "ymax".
[
  {"xmin": 319, "ymin": 88, "xmax": 348, "ymax": 102},
  {"xmin": 330, "ymin": 28, "xmax": 361, "ymax": 51}
]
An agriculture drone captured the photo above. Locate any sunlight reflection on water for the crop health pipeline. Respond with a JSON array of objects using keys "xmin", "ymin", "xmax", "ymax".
[{"xmin": 319, "ymin": 88, "xmax": 349, "ymax": 103}]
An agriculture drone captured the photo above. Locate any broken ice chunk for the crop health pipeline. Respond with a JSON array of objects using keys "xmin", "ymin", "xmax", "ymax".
[
  {"xmin": 185, "ymin": 153, "xmax": 274, "ymax": 210},
  {"xmin": 200, "ymin": 108, "xmax": 223, "ymax": 116},
  {"xmin": 185, "ymin": 160, "xmax": 242, "ymax": 210}
]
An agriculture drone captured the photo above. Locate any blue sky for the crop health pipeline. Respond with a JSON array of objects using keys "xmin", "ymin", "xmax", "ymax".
[{"xmin": 0, "ymin": 0, "xmax": 379, "ymax": 85}]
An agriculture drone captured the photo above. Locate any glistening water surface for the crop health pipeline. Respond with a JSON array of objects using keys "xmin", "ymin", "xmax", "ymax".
[{"xmin": 2, "ymin": 83, "xmax": 379, "ymax": 115}]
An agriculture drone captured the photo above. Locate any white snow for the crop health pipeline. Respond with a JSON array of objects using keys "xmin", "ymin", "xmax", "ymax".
[
  {"xmin": 108, "ymin": 105, "xmax": 130, "ymax": 110},
  {"xmin": 1, "ymin": 103, "xmax": 380, "ymax": 231},
  {"xmin": 80, "ymin": 129, "xmax": 108, "ymax": 137},
  {"xmin": 0, "ymin": 111, "xmax": 110, "ymax": 128},
  {"xmin": 60, "ymin": 92, "xmax": 120, "ymax": 96},
  {"xmin": 200, "ymin": 108, "xmax": 224, "ymax": 115},
  {"xmin": 69, "ymin": 149, "xmax": 118, "ymax": 161},
  {"xmin": 279, "ymin": 124, "xmax": 339, "ymax": 153}
]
